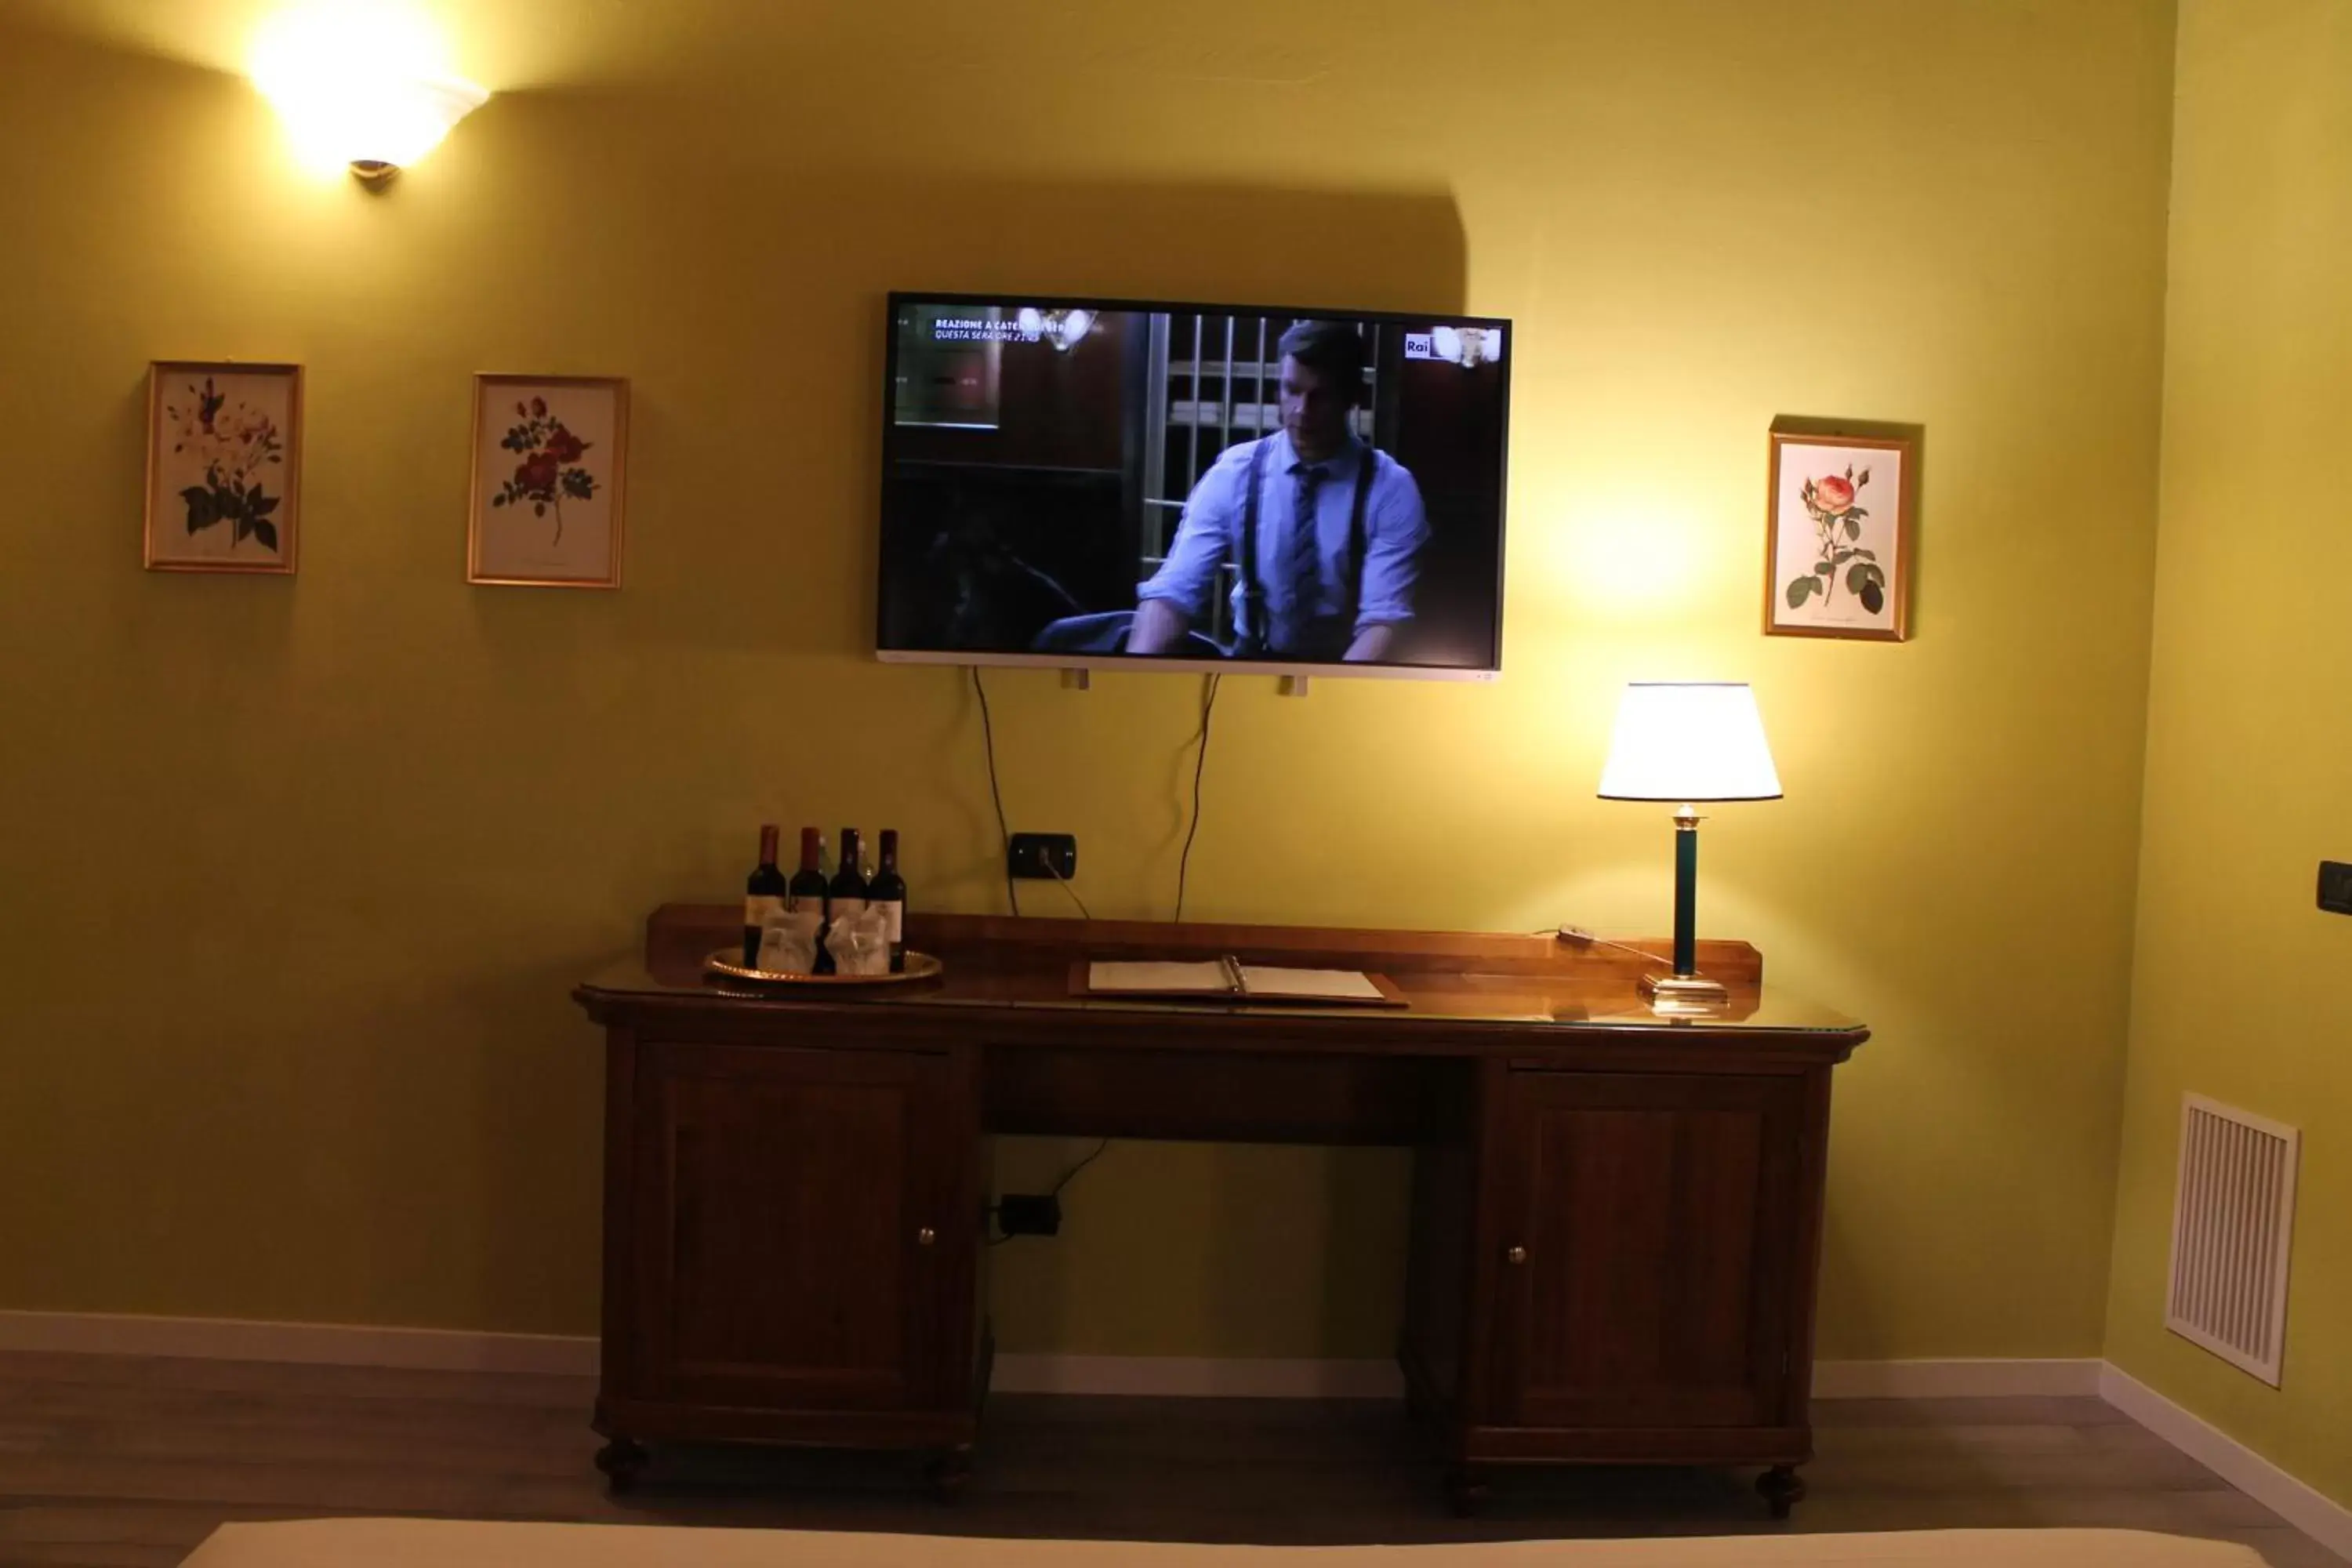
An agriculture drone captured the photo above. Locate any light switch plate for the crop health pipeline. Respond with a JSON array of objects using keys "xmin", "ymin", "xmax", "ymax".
[{"xmin": 2318, "ymin": 860, "xmax": 2352, "ymax": 916}]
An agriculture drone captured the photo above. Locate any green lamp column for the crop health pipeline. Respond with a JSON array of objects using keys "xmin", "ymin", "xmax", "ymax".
[{"xmin": 1595, "ymin": 683, "xmax": 1783, "ymax": 1014}]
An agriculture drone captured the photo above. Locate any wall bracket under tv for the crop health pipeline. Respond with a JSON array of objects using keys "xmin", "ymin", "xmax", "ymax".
[{"xmin": 876, "ymin": 292, "xmax": 1512, "ymax": 684}]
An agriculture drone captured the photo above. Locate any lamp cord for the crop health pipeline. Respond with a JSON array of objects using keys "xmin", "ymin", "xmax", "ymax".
[
  {"xmin": 971, "ymin": 666, "xmax": 1020, "ymax": 918},
  {"xmin": 1050, "ymin": 1137, "xmax": 1110, "ymax": 1195},
  {"xmin": 1548, "ymin": 926, "xmax": 1675, "ymax": 972}
]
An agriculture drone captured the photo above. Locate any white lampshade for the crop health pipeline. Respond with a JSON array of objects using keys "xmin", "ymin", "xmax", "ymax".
[{"xmin": 1597, "ymin": 682, "xmax": 1783, "ymax": 803}]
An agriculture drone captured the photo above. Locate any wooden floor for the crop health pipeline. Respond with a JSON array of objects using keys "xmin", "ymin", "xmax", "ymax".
[{"xmin": 0, "ymin": 1351, "xmax": 2337, "ymax": 1568}]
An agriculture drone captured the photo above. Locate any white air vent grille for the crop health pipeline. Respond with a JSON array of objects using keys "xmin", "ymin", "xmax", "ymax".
[{"xmin": 2165, "ymin": 1094, "xmax": 2299, "ymax": 1386}]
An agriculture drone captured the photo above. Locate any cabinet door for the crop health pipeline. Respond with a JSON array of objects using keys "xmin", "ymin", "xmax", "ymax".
[
  {"xmin": 633, "ymin": 1040, "xmax": 966, "ymax": 1413},
  {"xmin": 1489, "ymin": 1071, "xmax": 1803, "ymax": 1430}
]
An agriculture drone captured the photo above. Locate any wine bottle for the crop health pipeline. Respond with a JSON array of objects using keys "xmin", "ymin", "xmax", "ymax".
[
  {"xmin": 828, "ymin": 828, "xmax": 871, "ymax": 929},
  {"xmin": 820, "ymin": 828, "xmax": 869, "ymax": 975},
  {"xmin": 787, "ymin": 827, "xmax": 829, "ymax": 974},
  {"xmin": 869, "ymin": 829, "xmax": 908, "ymax": 973},
  {"xmin": 742, "ymin": 825, "xmax": 787, "ymax": 968}
]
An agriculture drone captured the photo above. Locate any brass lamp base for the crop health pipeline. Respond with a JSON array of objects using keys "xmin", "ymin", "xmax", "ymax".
[{"xmin": 1641, "ymin": 971, "xmax": 1729, "ymax": 1016}]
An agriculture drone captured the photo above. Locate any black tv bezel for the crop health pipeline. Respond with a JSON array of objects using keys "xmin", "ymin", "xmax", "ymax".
[{"xmin": 876, "ymin": 290, "xmax": 1512, "ymax": 682}]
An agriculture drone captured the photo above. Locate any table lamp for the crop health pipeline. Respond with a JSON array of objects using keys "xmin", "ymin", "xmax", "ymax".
[{"xmin": 1597, "ymin": 682, "xmax": 1782, "ymax": 1011}]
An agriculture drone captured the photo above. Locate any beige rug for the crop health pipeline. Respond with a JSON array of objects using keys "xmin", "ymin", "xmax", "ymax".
[{"xmin": 180, "ymin": 1519, "xmax": 2266, "ymax": 1566}]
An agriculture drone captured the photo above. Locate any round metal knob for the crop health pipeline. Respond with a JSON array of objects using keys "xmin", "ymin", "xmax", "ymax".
[
  {"xmin": 1506, "ymin": 1245, "xmax": 1527, "ymax": 1265},
  {"xmin": 917, "ymin": 1227, "xmax": 937, "ymax": 1247}
]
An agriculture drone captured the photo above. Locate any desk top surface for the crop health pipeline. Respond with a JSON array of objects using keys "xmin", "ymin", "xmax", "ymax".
[{"xmin": 576, "ymin": 907, "xmax": 1867, "ymax": 1042}]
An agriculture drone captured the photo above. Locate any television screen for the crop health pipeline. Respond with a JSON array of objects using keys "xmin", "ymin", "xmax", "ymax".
[{"xmin": 877, "ymin": 293, "xmax": 1510, "ymax": 679}]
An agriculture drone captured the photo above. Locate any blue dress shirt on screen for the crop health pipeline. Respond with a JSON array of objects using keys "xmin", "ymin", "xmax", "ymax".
[{"xmin": 1138, "ymin": 431, "xmax": 1430, "ymax": 659}]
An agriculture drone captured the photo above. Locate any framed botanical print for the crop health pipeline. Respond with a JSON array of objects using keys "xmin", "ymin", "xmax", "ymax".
[
  {"xmin": 1765, "ymin": 429, "xmax": 1914, "ymax": 641},
  {"xmin": 144, "ymin": 361, "xmax": 302, "ymax": 574},
  {"xmin": 467, "ymin": 374, "xmax": 629, "ymax": 587}
]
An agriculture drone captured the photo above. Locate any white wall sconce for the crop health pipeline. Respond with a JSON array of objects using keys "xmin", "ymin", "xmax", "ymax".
[{"xmin": 251, "ymin": 6, "xmax": 488, "ymax": 187}]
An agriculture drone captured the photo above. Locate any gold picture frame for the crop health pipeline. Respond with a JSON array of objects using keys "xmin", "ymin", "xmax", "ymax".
[
  {"xmin": 144, "ymin": 361, "xmax": 303, "ymax": 575},
  {"xmin": 467, "ymin": 373, "xmax": 629, "ymax": 588},
  {"xmin": 1764, "ymin": 427, "xmax": 1915, "ymax": 642}
]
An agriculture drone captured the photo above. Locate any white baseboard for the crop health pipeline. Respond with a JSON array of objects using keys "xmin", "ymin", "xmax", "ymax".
[
  {"xmin": 0, "ymin": 1309, "xmax": 597, "ymax": 1377},
  {"xmin": 990, "ymin": 1353, "xmax": 1403, "ymax": 1398},
  {"xmin": 0, "ymin": 1313, "xmax": 2098, "ymax": 1403},
  {"xmin": 2100, "ymin": 1364, "xmax": 2352, "ymax": 1562},
  {"xmin": 986, "ymin": 1355, "xmax": 2106, "ymax": 1402},
  {"xmin": 1812, "ymin": 1357, "xmax": 2104, "ymax": 1399}
]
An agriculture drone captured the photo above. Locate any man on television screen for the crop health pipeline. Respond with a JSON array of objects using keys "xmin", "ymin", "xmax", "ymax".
[{"xmin": 1128, "ymin": 321, "xmax": 1428, "ymax": 662}]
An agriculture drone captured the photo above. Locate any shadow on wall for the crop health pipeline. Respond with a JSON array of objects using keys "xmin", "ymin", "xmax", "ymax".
[{"xmin": 434, "ymin": 84, "xmax": 1473, "ymax": 662}]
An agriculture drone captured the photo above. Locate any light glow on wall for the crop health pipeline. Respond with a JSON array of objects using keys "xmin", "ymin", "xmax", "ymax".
[
  {"xmin": 1548, "ymin": 498, "xmax": 1709, "ymax": 621},
  {"xmin": 249, "ymin": 2, "xmax": 487, "ymax": 182}
]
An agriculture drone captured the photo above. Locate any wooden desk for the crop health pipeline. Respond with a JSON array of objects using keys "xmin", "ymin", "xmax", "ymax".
[{"xmin": 574, "ymin": 908, "xmax": 1868, "ymax": 1516}]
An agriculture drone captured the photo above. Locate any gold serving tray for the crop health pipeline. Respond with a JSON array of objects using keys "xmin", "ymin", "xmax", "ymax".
[{"xmin": 703, "ymin": 949, "xmax": 944, "ymax": 987}]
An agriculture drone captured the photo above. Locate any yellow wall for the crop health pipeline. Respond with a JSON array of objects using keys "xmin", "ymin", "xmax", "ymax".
[
  {"xmin": 0, "ymin": 1, "xmax": 2177, "ymax": 1363},
  {"xmin": 2104, "ymin": 0, "xmax": 2352, "ymax": 1509}
]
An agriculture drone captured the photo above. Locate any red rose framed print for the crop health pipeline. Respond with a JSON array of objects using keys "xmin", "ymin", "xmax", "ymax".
[
  {"xmin": 1764, "ymin": 427, "xmax": 1914, "ymax": 641},
  {"xmin": 468, "ymin": 374, "xmax": 629, "ymax": 587},
  {"xmin": 145, "ymin": 361, "xmax": 302, "ymax": 575}
]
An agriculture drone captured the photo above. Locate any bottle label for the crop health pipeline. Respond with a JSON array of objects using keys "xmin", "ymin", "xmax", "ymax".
[
  {"xmin": 830, "ymin": 897, "xmax": 869, "ymax": 922},
  {"xmin": 745, "ymin": 895, "xmax": 785, "ymax": 927},
  {"xmin": 786, "ymin": 889, "xmax": 820, "ymax": 913},
  {"xmin": 877, "ymin": 899, "xmax": 904, "ymax": 945}
]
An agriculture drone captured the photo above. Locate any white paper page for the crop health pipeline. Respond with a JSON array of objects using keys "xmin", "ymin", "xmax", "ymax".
[
  {"xmin": 1236, "ymin": 965, "xmax": 1384, "ymax": 1000},
  {"xmin": 1087, "ymin": 960, "xmax": 1234, "ymax": 993}
]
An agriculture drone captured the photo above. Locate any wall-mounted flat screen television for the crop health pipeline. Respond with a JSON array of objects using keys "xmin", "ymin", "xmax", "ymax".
[{"xmin": 877, "ymin": 293, "xmax": 1510, "ymax": 681}]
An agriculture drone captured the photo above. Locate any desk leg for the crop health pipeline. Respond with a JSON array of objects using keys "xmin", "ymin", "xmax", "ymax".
[
  {"xmin": 594, "ymin": 1436, "xmax": 649, "ymax": 1493},
  {"xmin": 927, "ymin": 1445, "xmax": 972, "ymax": 1504},
  {"xmin": 1757, "ymin": 1464, "xmax": 1806, "ymax": 1519},
  {"xmin": 1445, "ymin": 1464, "xmax": 1490, "ymax": 1518}
]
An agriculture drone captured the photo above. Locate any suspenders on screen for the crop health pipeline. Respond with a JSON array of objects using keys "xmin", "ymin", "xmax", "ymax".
[{"xmin": 1232, "ymin": 436, "xmax": 1374, "ymax": 658}]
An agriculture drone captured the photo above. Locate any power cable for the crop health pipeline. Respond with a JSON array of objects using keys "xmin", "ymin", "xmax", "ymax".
[
  {"xmin": 1174, "ymin": 673, "xmax": 1221, "ymax": 922},
  {"xmin": 970, "ymin": 666, "xmax": 1020, "ymax": 917}
]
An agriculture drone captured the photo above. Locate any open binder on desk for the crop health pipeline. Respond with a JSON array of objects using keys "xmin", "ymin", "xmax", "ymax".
[{"xmin": 1073, "ymin": 958, "xmax": 1407, "ymax": 1007}]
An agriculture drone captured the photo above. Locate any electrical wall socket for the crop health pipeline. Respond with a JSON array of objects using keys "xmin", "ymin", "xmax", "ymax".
[
  {"xmin": 1008, "ymin": 833, "xmax": 1078, "ymax": 880},
  {"xmin": 996, "ymin": 1193, "xmax": 1062, "ymax": 1236}
]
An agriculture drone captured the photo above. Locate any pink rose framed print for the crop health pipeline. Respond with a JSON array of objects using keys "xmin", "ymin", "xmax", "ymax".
[
  {"xmin": 144, "ymin": 361, "xmax": 302, "ymax": 575},
  {"xmin": 467, "ymin": 374, "xmax": 629, "ymax": 587},
  {"xmin": 1764, "ymin": 428, "xmax": 1913, "ymax": 641}
]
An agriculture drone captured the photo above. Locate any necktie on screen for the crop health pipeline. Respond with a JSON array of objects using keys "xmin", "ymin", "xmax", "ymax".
[{"xmin": 1287, "ymin": 462, "xmax": 1326, "ymax": 639}]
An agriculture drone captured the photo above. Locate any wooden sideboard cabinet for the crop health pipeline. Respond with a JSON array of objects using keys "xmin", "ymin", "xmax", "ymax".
[
  {"xmin": 593, "ymin": 1023, "xmax": 987, "ymax": 1491},
  {"xmin": 576, "ymin": 909, "xmax": 1865, "ymax": 1514},
  {"xmin": 1404, "ymin": 1065, "xmax": 1824, "ymax": 1514}
]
